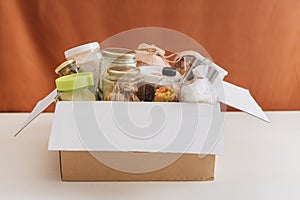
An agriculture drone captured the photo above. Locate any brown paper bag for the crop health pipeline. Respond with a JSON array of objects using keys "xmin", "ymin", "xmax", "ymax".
[{"xmin": 135, "ymin": 43, "xmax": 171, "ymax": 67}]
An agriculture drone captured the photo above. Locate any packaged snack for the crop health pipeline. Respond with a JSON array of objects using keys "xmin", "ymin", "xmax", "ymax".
[
  {"xmin": 154, "ymin": 67, "xmax": 179, "ymax": 102},
  {"xmin": 173, "ymin": 55, "xmax": 195, "ymax": 75},
  {"xmin": 175, "ymin": 50, "xmax": 228, "ymax": 82},
  {"xmin": 154, "ymin": 86, "xmax": 177, "ymax": 102},
  {"xmin": 179, "ymin": 67, "xmax": 217, "ymax": 104},
  {"xmin": 136, "ymin": 66, "xmax": 181, "ymax": 102}
]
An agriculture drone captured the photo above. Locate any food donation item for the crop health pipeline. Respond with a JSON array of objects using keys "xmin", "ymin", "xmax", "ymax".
[
  {"xmin": 137, "ymin": 66, "xmax": 181, "ymax": 102},
  {"xmin": 179, "ymin": 67, "xmax": 217, "ymax": 103},
  {"xmin": 55, "ymin": 72, "xmax": 96, "ymax": 101},
  {"xmin": 55, "ymin": 60, "xmax": 79, "ymax": 77},
  {"xmin": 100, "ymin": 48, "xmax": 138, "ymax": 99},
  {"xmin": 101, "ymin": 47, "xmax": 136, "ymax": 72},
  {"xmin": 64, "ymin": 42, "xmax": 102, "ymax": 95},
  {"xmin": 154, "ymin": 86, "xmax": 177, "ymax": 102},
  {"xmin": 102, "ymin": 66, "xmax": 143, "ymax": 102},
  {"xmin": 154, "ymin": 67, "xmax": 178, "ymax": 102},
  {"xmin": 173, "ymin": 55, "xmax": 196, "ymax": 75}
]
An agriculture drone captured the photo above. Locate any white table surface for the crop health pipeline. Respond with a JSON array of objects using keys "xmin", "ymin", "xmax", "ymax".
[{"xmin": 0, "ymin": 111, "xmax": 300, "ymax": 200}]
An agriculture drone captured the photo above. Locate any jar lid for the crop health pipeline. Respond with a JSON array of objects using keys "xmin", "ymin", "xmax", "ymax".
[
  {"xmin": 102, "ymin": 48, "xmax": 136, "ymax": 60},
  {"xmin": 162, "ymin": 67, "xmax": 176, "ymax": 76},
  {"xmin": 55, "ymin": 72, "xmax": 94, "ymax": 91},
  {"xmin": 55, "ymin": 60, "xmax": 76, "ymax": 74},
  {"xmin": 107, "ymin": 66, "xmax": 140, "ymax": 80},
  {"xmin": 64, "ymin": 42, "xmax": 100, "ymax": 59}
]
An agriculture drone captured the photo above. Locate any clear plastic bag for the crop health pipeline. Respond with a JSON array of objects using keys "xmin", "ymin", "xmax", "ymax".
[{"xmin": 179, "ymin": 66, "xmax": 217, "ymax": 104}]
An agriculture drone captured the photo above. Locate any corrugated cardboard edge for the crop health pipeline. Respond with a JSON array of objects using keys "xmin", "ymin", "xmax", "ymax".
[
  {"xmin": 58, "ymin": 151, "xmax": 63, "ymax": 181},
  {"xmin": 59, "ymin": 151, "xmax": 215, "ymax": 181}
]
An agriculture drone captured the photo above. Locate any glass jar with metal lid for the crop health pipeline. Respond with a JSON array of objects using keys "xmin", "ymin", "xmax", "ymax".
[
  {"xmin": 102, "ymin": 66, "xmax": 143, "ymax": 102},
  {"xmin": 99, "ymin": 48, "xmax": 139, "ymax": 100},
  {"xmin": 101, "ymin": 47, "xmax": 136, "ymax": 72},
  {"xmin": 55, "ymin": 72, "xmax": 96, "ymax": 101},
  {"xmin": 55, "ymin": 60, "xmax": 79, "ymax": 77}
]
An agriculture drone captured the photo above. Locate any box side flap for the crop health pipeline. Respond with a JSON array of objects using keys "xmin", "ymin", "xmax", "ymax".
[
  {"xmin": 15, "ymin": 89, "xmax": 57, "ymax": 136},
  {"xmin": 220, "ymin": 81, "xmax": 270, "ymax": 122},
  {"xmin": 49, "ymin": 101, "xmax": 224, "ymax": 155}
]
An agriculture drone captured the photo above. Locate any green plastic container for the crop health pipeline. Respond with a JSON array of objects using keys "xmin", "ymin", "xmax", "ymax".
[{"xmin": 55, "ymin": 72, "xmax": 96, "ymax": 101}]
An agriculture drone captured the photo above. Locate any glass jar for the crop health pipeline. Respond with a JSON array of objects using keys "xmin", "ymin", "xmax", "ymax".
[
  {"xmin": 55, "ymin": 60, "xmax": 79, "ymax": 77},
  {"xmin": 55, "ymin": 72, "xmax": 96, "ymax": 101},
  {"xmin": 64, "ymin": 42, "xmax": 101, "ymax": 96},
  {"xmin": 101, "ymin": 48, "xmax": 136, "ymax": 72},
  {"xmin": 102, "ymin": 66, "xmax": 143, "ymax": 102},
  {"xmin": 154, "ymin": 67, "xmax": 178, "ymax": 102},
  {"xmin": 100, "ymin": 48, "xmax": 139, "ymax": 100}
]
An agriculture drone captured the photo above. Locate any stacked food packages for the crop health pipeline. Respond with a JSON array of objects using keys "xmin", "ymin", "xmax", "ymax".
[{"xmin": 54, "ymin": 42, "xmax": 222, "ymax": 104}]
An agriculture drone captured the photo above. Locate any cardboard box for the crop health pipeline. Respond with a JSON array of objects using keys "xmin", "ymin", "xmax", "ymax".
[
  {"xmin": 18, "ymin": 76, "xmax": 269, "ymax": 181},
  {"xmin": 47, "ymin": 85, "xmax": 268, "ymax": 181}
]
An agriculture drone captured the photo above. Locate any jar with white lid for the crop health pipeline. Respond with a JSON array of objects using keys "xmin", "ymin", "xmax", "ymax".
[{"xmin": 64, "ymin": 42, "xmax": 101, "ymax": 97}]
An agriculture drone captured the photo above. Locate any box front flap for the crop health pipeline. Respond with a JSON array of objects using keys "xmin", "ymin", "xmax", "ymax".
[{"xmin": 49, "ymin": 101, "xmax": 224, "ymax": 155}]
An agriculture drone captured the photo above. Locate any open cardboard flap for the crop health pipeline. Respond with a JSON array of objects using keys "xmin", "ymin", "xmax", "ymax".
[
  {"xmin": 14, "ymin": 89, "xmax": 57, "ymax": 136},
  {"xmin": 220, "ymin": 81, "xmax": 270, "ymax": 122}
]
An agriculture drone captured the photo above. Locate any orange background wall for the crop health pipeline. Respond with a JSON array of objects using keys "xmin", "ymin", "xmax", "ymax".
[{"xmin": 0, "ymin": 0, "xmax": 299, "ymax": 112}]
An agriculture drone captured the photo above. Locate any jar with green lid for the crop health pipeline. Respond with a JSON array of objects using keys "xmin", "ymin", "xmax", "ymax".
[
  {"xmin": 55, "ymin": 72, "xmax": 96, "ymax": 101},
  {"xmin": 102, "ymin": 66, "xmax": 143, "ymax": 102},
  {"xmin": 55, "ymin": 60, "xmax": 79, "ymax": 77}
]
